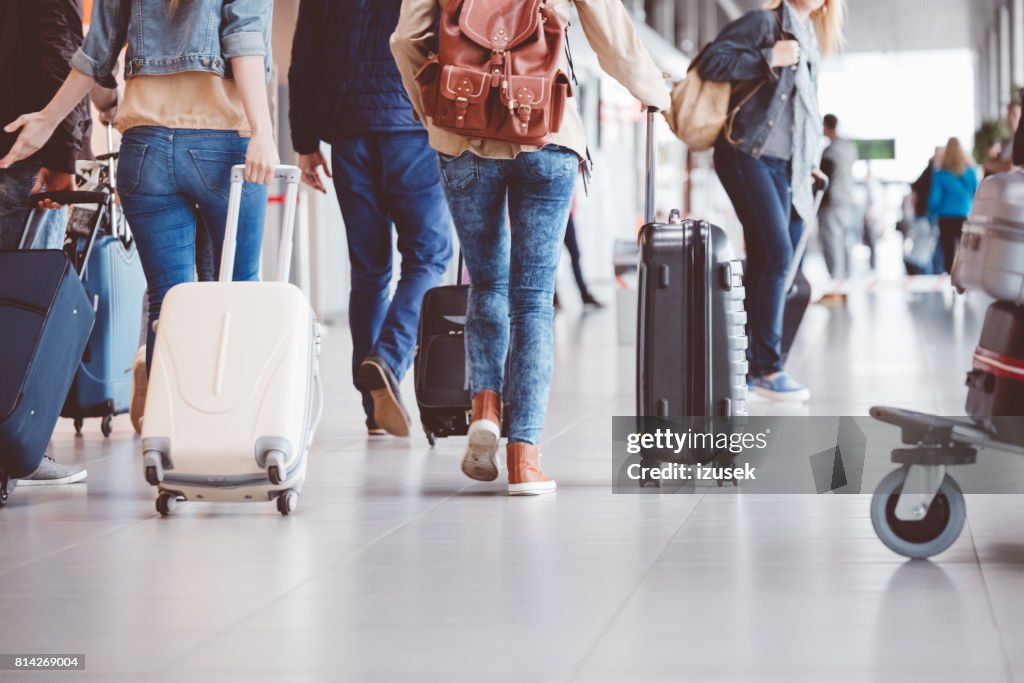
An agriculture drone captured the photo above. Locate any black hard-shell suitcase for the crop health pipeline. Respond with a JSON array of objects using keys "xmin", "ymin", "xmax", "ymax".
[
  {"xmin": 0, "ymin": 244, "xmax": 94, "ymax": 504},
  {"xmin": 965, "ymin": 301, "xmax": 1024, "ymax": 445},
  {"xmin": 637, "ymin": 110, "xmax": 749, "ymax": 418},
  {"xmin": 414, "ymin": 255, "xmax": 510, "ymax": 446}
]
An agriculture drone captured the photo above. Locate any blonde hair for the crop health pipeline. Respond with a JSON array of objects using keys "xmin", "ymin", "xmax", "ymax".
[
  {"xmin": 763, "ymin": 0, "xmax": 847, "ymax": 57},
  {"xmin": 942, "ymin": 137, "xmax": 972, "ymax": 176}
]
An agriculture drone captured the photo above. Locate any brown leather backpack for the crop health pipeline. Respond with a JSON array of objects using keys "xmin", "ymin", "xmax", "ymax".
[{"xmin": 414, "ymin": 0, "xmax": 572, "ymax": 146}]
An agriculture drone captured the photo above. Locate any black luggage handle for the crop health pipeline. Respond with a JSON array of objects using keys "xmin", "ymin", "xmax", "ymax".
[{"xmin": 28, "ymin": 190, "xmax": 107, "ymax": 206}]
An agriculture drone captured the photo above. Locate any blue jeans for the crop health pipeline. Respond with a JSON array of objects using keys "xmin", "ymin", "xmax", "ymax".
[
  {"xmin": 116, "ymin": 127, "xmax": 268, "ymax": 370},
  {"xmin": 439, "ymin": 146, "xmax": 578, "ymax": 444},
  {"xmin": 714, "ymin": 142, "xmax": 803, "ymax": 378},
  {"xmin": 330, "ymin": 131, "xmax": 452, "ymax": 419},
  {"xmin": 0, "ymin": 160, "xmax": 66, "ymax": 250}
]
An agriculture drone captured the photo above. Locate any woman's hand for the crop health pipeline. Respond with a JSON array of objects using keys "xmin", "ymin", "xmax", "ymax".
[
  {"xmin": 770, "ymin": 40, "xmax": 801, "ymax": 69},
  {"xmin": 244, "ymin": 131, "xmax": 279, "ymax": 185},
  {"xmin": 298, "ymin": 151, "xmax": 331, "ymax": 193},
  {"xmin": 0, "ymin": 112, "xmax": 59, "ymax": 169}
]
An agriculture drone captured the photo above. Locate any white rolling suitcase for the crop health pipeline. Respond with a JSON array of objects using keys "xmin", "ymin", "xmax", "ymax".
[
  {"xmin": 952, "ymin": 170, "xmax": 1024, "ymax": 303},
  {"xmin": 141, "ymin": 165, "xmax": 323, "ymax": 516}
]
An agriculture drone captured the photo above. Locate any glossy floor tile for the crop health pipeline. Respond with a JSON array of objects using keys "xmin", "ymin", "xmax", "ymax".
[{"xmin": 2, "ymin": 278, "xmax": 1021, "ymax": 682}]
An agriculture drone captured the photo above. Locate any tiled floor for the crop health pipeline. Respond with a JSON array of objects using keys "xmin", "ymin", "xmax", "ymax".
[{"xmin": 3, "ymin": 279, "xmax": 1023, "ymax": 682}]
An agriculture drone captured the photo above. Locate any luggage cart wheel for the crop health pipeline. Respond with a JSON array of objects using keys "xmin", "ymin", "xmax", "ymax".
[
  {"xmin": 145, "ymin": 465, "xmax": 162, "ymax": 486},
  {"xmin": 277, "ymin": 490, "xmax": 298, "ymax": 516},
  {"xmin": 268, "ymin": 465, "xmax": 283, "ymax": 485},
  {"xmin": 73, "ymin": 417, "xmax": 84, "ymax": 435},
  {"xmin": 0, "ymin": 476, "xmax": 9, "ymax": 508},
  {"xmin": 101, "ymin": 415, "xmax": 113, "ymax": 438},
  {"xmin": 156, "ymin": 492, "xmax": 178, "ymax": 516},
  {"xmin": 870, "ymin": 467, "xmax": 966, "ymax": 559},
  {"xmin": 426, "ymin": 431, "xmax": 436, "ymax": 448}
]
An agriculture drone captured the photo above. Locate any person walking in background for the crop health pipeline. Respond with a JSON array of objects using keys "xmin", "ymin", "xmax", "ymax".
[
  {"xmin": 555, "ymin": 212, "xmax": 604, "ymax": 310},
  {"xmin": 699, "ymin": 0, "xmax": 846, "ymax": 403},
  {"xmin": 928, "ymin": 137, "xmax": 979, "ymax": 274},
  {"xmin": 1, "ymin": 0, "xmax": 279, "ymax": 377},
  {"xmin": 0, "ymin": 0, "xmax": 91, "ymax": 486},
  {"xmin": 984, "ymin": 101, "xmax": 1021, "ymax": 177},
  {"xmin": 0, "ymin": 0, "xmax": 90, "ymax": 251},
  {"xmin": 392, "ymin": 0, "xmax": 669, "ymax": 494},
  {"xmin": 817, "ymin": 113, "xmax": 857, "ymax": 283},
  {"xmin": 290, "ymin": 0, "xmax": 452, "ymax": 438}
]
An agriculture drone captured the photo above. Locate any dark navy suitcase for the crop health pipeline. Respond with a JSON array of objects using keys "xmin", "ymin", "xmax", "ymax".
[
  {"xmin": 414, "ymin": 258, "xmax": 510, "ymax": 447},
  {"xmin": 637, "ymin": 111, "xmax": 748, "ymax": 418},
  {"xmin": 0, "ymin": 250, "xmax": 94, "ymax": 504},
  {"xmin": 61, "ymin": 231, "xmax": 146, "ymax": 436}
]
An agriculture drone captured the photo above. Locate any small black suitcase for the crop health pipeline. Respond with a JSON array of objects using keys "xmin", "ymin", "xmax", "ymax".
[
  {"xmin": 637, "ymin": 110, "xmax": 748, "ymax": 418},
  {"xmin": 0, "ymin": 248, "xmax": 94, "ymax": 504},
  {"xmin": 414, "ymin": 255, "xmax": 510, "ymax": 446},
  {"xmin": 965, "ymin": 301, "xmax": 1024, "ymax": 445}
]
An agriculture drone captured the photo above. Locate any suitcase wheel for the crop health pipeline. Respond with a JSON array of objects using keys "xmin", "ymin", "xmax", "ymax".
[
  {"xmin": 101, "ymin": 415, "xmax": 113, "ymax": 438},
  {"xmin": 0, "ymin": 475, "xmax": 10, "ymax": 508},
  {"xmin": 277, "ymin": 489, "xmax": 299, "ymax": 516},
  {"xmin": 156, "ymin": 491, "xmax": 180, "ymax": 516},
  {"xmin": 425, "ymin": 430, "xmax": 436, "ymax": 448},
  {"xmin": 73, "ymin": 417, "xmax": 84, "ymax": 435}
]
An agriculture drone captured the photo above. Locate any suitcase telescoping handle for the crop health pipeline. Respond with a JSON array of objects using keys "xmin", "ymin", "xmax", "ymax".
[
  {"xmin": 782, "ymin": 175, "xmax": 830, "ymax": 293},
  {"xmin": 221, "ymin": 164, "xmax": 301, "ymax": 284},
  {"xmin": 644, "ymin": 107, "xmax": 657, "ymax": 225}
]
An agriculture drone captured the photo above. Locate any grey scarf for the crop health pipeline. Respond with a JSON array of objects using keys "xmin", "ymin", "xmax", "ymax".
[{"xmin": 786, "ymin": 3, "xmax": 823, "ymax": 222}]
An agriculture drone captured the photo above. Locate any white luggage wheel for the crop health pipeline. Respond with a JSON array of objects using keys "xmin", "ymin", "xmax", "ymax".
[
  {"xmin": 156, "ymin": 491, "xmax": 184, "ymax": 516},
  {"xmin": 143, "ymin": 450, "xmax": 165, "ymax": 485},
  {"xmin": 276, "ymin": 489, "xmax": 299, "ymax": 516}
]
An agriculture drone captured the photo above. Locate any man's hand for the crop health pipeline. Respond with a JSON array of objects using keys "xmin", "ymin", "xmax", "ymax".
[
  {"xmin": 31, "ymin": 167, "xmax": 74, "ymax": 209},
  {"xmin": 298, "ymin": 151, "xmax": 331, "ymax": 194},
  {"xmin": 0, "ymin": 112, "xmax": 59, "ymax": 169}
]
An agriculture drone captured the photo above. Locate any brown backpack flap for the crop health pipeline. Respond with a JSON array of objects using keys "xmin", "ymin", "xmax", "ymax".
[
  {"xmin": 459, "ymin": 0, "xmax": 543, "ymax": 51},
  {"xmin": 419, "ymin": 0, "xmax": 571, "ymax": 146}
]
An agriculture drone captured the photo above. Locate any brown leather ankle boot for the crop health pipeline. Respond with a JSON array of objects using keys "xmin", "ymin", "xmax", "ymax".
[
  {"xmin": 507, "ymin": 442, "xmax": 556, "ymax": 496},
  {"xmin": 461, "ymin": 390, "xmax": 502, "ymax": 482}
]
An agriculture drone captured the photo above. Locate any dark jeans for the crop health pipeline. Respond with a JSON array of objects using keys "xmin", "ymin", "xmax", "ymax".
[
  {"xmin": 563, "ymin": 214, "xmax": 591, "ymax": 299},
  {"xmin": 117, "ymin": 127, "xmax": 268, "ymax": 371},
  {"xmin": 715, "ymin": 142, "xmax": 803, "ymax": 378},
  {"xmin": 439, "ymin": 146, "xmax": 577, "ymax": 444},
  {"xmin": 938, "ymin": 216, "xmax": 966, "ymax": 274},
  {"xmin": 329, "ymin": 131, "xmax": 452, "ymax": 419}
]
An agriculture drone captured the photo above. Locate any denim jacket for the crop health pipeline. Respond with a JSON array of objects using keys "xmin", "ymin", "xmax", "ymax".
[
  {"xmin": 697, "ymin": 6, "xmax": 808, "ymax": 159},
  {"xmin": 71, "ymin": 0, "xmax": 272, "ymax": 89}
]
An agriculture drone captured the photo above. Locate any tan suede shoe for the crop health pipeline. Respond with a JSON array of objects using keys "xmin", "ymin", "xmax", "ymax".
[
  {"xmin": 507, "ymin": 442, "xmax": 556, "ymax": 496},
  {"xmin": 461, "ymin": 390, "xmax": 502, "ymax": 481}
]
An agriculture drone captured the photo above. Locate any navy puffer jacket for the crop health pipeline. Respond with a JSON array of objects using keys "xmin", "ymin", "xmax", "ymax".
[{"xmin": 289, "ymin": 0, "xmax": 420, "ymax": 153}]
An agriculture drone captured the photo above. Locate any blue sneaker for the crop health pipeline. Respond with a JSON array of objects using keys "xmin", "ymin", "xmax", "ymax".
[{"xmin": 751, "ymin": 372, "xmax": 810, "ymax": 403}]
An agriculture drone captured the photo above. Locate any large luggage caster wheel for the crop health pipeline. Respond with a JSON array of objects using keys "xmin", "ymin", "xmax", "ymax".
[
  {"xmin": 426, "ymin": 431, "xmax": 436, "ymax": 448},
  {"xmin": 156, "ymin": 492, "xmax": 178, "ymax": 516},
  {"xmin": 73, "ymin": 417, "xmax": 84, "ymax": 435},
  {"xmin": 277, "ymin": 490, "xmax": 298, "ymax": 516},
  {"xmin": 101, "ymin": 415, "xmax": 113, "ymax": 438},
  {"xmin": 871, "ymin": 467, "xmax": 966, "ymax": 559},
  {"xmin": 145, "ymin": 465, "xmax": 162, "ymax": 486},
  {"xmin": 268, "ymin": 465, "xmax": 284, "ymax": 485},
  {"xmin": 0, "ymin": 477, "xmax": 10, "ymax": 508}
]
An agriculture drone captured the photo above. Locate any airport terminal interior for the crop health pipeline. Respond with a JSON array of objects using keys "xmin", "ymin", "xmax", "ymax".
[{"xmin": 6, "ymin": 0, "xmax": 1024, "ymax": 681}]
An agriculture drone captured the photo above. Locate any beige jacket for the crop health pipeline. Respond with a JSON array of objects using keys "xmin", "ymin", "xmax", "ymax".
[{"xmin": 390, "ymin": 0, "xmax": 671, "ymax": 160}]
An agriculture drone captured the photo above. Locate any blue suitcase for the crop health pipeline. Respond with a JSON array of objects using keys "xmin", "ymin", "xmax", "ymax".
[
  {"xmin": 44, "ymin": 191, "xmax": 146, "ymax": 437},
  {"xmin": 0, "ymin": 250, "xmax": 94, "ymax": 504},
  {"xmin": 61, "ymin": 232, "xmax": 146, "ymax": 436}
]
